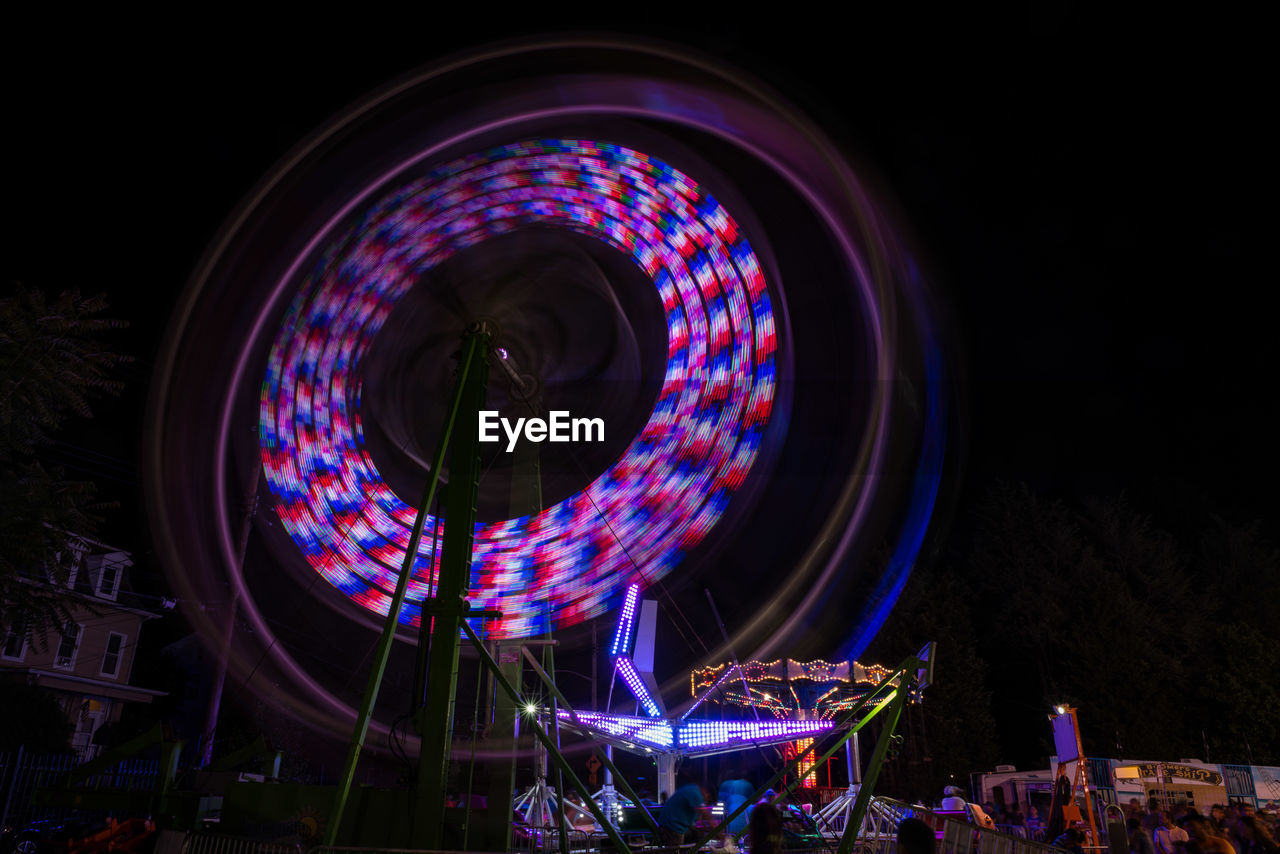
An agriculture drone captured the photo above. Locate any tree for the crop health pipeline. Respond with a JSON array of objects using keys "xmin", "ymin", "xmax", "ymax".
[
  {"xmin": 861, "ymin": 481, "xmax": 1279, "ymax": 779},
  {"xmin": 863, "ymin": 561, "xmax": 998, "ymax": 801},
  {"xmin": 0, "ymin": 287, "xmax": 130, "ymax": 639},
  {"xmin": 1189, "ymin": 517, "xmax": 1280, "ymax": 764},
  {"xmin": 0, "ymin": 682, "xmax": 73, "ymax": 752},
  {"xmin": 963, "ymin": 482, "xmax": 1099, "ymax": 765}
]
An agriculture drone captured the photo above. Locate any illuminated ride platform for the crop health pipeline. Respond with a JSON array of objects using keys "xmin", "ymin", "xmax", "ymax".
[
  {"xmin": 545, "ymin": 584, "xmax": 934, "ymax": 847},
  {"xmin": 555, "ymin": 586, "xmax": 838, "ymax": 761},
  {"xmin": 687, "ymin": 652, "xmax": 893, "ymax": 787},
  {"xmin": 552, "ymin": 583, "xmax": 849, "ymax": 823}
]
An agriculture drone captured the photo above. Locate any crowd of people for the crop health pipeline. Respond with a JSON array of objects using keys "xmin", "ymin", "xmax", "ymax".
[
  {"xmin": 935, "ymin": 785, "xmax": 1279, "ymax": 854},
  {"xmin": 652, "ymin": 772, "xmax": 815, "ymax": 854},
  {"xmin": 603, "ymin": 770, "xmax": 1279, "ymax": 854},
  {"xmin": 1120, "ymin": 799, "xmax": 1278, "ymax": 854}
]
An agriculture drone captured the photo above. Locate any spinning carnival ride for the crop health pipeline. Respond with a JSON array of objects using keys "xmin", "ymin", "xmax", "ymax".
[
  {"xmin": 145, "ymin": 37, "xmax": 950, "ymax": 851},
  {"xmin": 688, "ymin": 654, "xmax": 895, "ymax": 788}
]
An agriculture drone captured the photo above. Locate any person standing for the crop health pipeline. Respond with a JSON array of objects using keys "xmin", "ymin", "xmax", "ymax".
[
  {"xmin": 898, "ymin": 818, "xmax": 936, "ymax": 854},
  {"xmin": 1053, "ymin": 828, "xmax": 1086, "ymax": 854},
  {"xmin": 719, "ymin": 775, "xmax": 754, "ymax": 836},
  {"xmin": 749, "ymin": 802, "xmax": 784, "ymax": 854},
  {"xmin": 1129, "ymin": 818, "xmax": 1156, "ymax": 854},
  {"xmin": 657, "ymin": 777, "xmax": 708, "ymax": 848}
]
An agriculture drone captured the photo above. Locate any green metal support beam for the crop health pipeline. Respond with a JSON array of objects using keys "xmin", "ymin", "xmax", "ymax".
[
  {"xmin": 209, "ymin": 734, "xmax": 280, "ymax": 775},
  {"xmin": 414, "ymin": 326, "xmax": 491, "ymax": 849},
  {"xmin": 521, "ymin": 646, "xmax": 579, "ymax": 724},
  {"xmin": 37, "ymin": 723, "xmax": 185, "ymax": 820},
  {"xmin": 324, "ymin": 325, "xmax": 487, "ymax": 849},
  {"xmin": 542, "ymin": 642, "xmax": 571, "ymax": 854},
  {"xmin": 836, "ymin": 684, "xmax": 909, "ymax": 854},
  {"xmin": 592, "ymin": 744, "xmax": 662, "ymax": 837},
  {"xmin": 483, "ymin": 642, "xmax": 522, "ymax": 851}
]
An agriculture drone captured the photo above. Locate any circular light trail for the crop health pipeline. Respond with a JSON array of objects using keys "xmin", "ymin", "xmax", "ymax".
[
  {"xmin": 260, "ymin": 140, "xmax": 778, "ymax": 639},
  {"xmin": 148, "ymin": 39, "xmax": 950, "ymax": 746}
]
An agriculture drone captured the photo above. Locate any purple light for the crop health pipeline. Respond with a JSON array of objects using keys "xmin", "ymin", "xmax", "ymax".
[
  {"xmin": 559, "ymin": 711, "xmax": 674, "ymax": 749},
  {"xmin": 259, "ymin": 140, "xmax": 778, "ymax": 639},
  {"xmin": 678, "ymin": 719, "xmax": 833, "ymax": 750},
  {"xmin": 681, "ymin": 663, "xmax": 740, "ymax": 721},
  {"xmin": 616, "ymin": 656, "xmax": 661, "ymax": 718},
  {"xmin": 559, "ymin": 711, "xmax": 834, "ymax": 753},
  {"xmin": 610, "ymin": 584, "xmax": 639, "ymax": 657}
]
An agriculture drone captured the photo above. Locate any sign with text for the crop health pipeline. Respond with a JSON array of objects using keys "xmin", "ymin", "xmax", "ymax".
[{"xmin": 1134, "ymin": 763, "xmax": 1224, "ymax": 786}]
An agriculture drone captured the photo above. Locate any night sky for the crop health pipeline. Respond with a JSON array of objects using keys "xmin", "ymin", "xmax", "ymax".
[{"xmin": 9, "ymin": 15, "xmax": 1273, "ymax": 692}]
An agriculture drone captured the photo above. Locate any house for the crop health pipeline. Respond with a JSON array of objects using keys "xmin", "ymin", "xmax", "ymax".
[{"xmin": 0, "ymin": 538, "xmax": 166, "ymax": 759}]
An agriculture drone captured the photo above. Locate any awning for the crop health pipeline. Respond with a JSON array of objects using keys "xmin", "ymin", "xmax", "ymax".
[{"xmin": 24, "ymin": 668, "xmax": 166, "ymax": 704}]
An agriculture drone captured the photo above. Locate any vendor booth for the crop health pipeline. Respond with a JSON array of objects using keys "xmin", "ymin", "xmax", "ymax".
[{"xmin": 1114, "ymin": 763, "xmax": 1228, "ymax": 813}]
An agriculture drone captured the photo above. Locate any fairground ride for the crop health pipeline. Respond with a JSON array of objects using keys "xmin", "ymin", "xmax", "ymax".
[
  {"xmin": 82, "ymin": 36, "xmax": 953, "ymax": 854},
  {"xmin": 688, "ymin": 651, "xmax": 895, "ymax": 789}
]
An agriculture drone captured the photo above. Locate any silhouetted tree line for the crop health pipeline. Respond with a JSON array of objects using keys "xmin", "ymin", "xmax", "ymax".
[{"xmin": 863, "ymin": 482, "xmax": 1280, "ymax": 801}]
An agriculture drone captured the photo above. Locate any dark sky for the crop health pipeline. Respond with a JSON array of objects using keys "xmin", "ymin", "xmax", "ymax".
[{"xmin": 9, "ymin": 14, "xmax": 1273, "ymax": 596}]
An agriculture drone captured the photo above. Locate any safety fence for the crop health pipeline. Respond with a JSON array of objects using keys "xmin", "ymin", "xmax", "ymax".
[
  {"xmin": 181, "ymin": 833, "xmax": 305, "ymax": 854},
  {"xmin": 0, "ymin": 746, "xmax": 158, "ymax": 830},
  {"xmin": 512, "ymin": 827, "xmax": 612, "ymax": 854},
  {"xmin": 991, "ymin": 826, "xmax": 1048, "ymax": 843}
]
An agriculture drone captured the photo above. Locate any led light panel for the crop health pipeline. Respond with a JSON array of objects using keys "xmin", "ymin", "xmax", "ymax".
[
  {"xmin": 678, "ymin": 719, "xmax": 832, "ymax": 750},
  {"xmin": 560, "ymin": 711, "xmax": 833, "ymax": 754},
  {"xmin": 611, "ymin": 584, "xmax": 640, "ymax": 657},
  {"xmin": 615, "ymin": 656, "xmax": 662, "ymax": 718},
  {"xmin": 560, "ymin": 711, "xmax": 675, "ymax": 749}
]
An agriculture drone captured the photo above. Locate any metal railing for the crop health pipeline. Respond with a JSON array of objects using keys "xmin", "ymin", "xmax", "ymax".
[
  {"xmin": 181, "ymin": 832, "xmax": 304, "ymax": 854},
  {"xmin": 313, "ymin": 847, "xmax": 507, "ymax": 854},
  {"xmin": 0, "ymin": 746, "xmax": 159, "ymax": 829},
  {"xmin": 851, "ymin": 798, "xmax": 1063, "ymax": 854},
  {"xmin": 510, "ymin": 827, "xmax": 612, "ymax": 854}
]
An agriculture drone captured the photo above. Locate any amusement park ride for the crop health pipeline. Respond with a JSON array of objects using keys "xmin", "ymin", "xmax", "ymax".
[
  {"xmin": 42, "ymin": 37, "xmax": 951, "ymax": 854},
  {"xmin": 688, "ymin": 645, "xmax": 896, "ymax": 789},
  {"xmin": 40, "ymin": 320, "xmax": 937, "ymax": 854}
]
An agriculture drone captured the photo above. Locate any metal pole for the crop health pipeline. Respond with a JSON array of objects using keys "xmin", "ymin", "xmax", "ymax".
[
  {"xmin": 835, "ymin": 685, "xmax": 909, "ymax": 854},
  {"xmin": 603, "ymin": 744, "xmax": 619, "ymax": 833},
  {"xmin": 852, "ymin": 730, "xmax": 862, "ymax": 784},
  {"xmin": 521, "ymin": 647, "xmax": 579, "ymax": 721},
  {"xmin": 414, "ymin": 326, "xmax": 491, "ymax": 849},
  {"xmin": 593, "ymin": 748, "xmax": 661, "ymax": 836},
  {"xmin": 544, "ymin": 642, "xmax": 570, "ymax": 854},
  {"xmin": 323, "ymin": 328, "xmax": 485, "ymax": 848}
]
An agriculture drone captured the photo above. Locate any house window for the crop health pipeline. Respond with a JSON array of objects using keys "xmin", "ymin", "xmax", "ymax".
[
  {"xmin": 98, "ymin": 562, "xmax": 119, "ymax": 598},
  {"xmin": 2, "ymin": 623, "xmax": 26, "ymax": 660},
  {"xmin": 100, "ymin": 633, "xmax": 126, "ymax": 677},
  {"xmin": 55, "ymin": 623, "xmax": 81, "ymax": 668}
]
